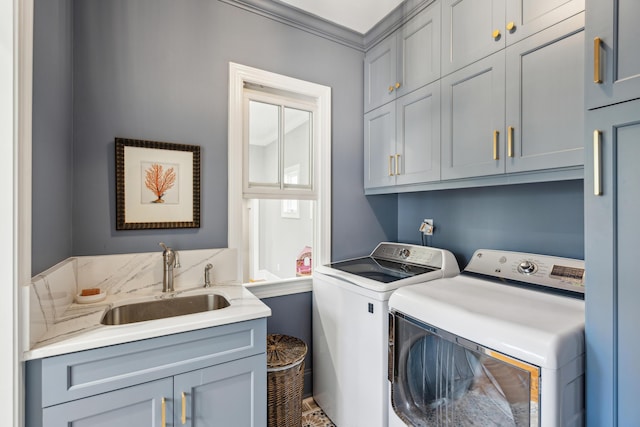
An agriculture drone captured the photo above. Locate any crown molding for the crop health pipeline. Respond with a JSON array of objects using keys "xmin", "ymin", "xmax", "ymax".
[
  {"xmin": 363, "ymin": 0, "xmax": 435, "ymax": 50},
  {"xmin": 220, "ymin": 0, "xmax": 435, "ymax": 53},
  {"xmin": 219, "ymin": 0, "xmax": 366, "ymax": 51}
]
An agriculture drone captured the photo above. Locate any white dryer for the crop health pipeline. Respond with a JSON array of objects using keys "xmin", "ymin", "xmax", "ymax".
[
  {"xmin": 388, "ymin": 249, "xmax": 585, "ymax": 427},
  {"xmin": 313, "ymin": 242, "xmax": 460, "ymax": 427}
]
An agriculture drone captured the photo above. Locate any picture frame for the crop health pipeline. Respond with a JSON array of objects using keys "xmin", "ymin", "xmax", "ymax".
[{"xmin": 116, "ymin": 137, "xmax": 200, "ymax": 230}]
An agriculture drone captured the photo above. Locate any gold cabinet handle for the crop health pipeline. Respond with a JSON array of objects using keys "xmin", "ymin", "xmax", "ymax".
[
  {"xmin": 493, "ymin": 130, "xmax": 499, "ymax": 160},
  {"xmin": 594, "ymin": 37, "xmax": 602, "ymax": 84},
  {"xmin": 395, "ymin": 82, "xmax": 401, "ymax": 89},
  {"xmin": 395, "ymin": 154, "xmax": 400, "ymax": 175},
  {"xmin": 492, "ymin": 29, "xmax": 501, "ymax": 39},
  {"xmin": 507, "ymin": 126, "xmax": 514, "ymax": 157},
  {"xmin": 161, "ymin": 397, "xmax": 166, "ymax": 427},
  {"xmin": 388, "ymin": 155, "xmax": 394, "ymax": 176},
  {"xmin": 593, "ymin": 130, "xmax": 602, "ymax": 196},
  {"xmin": 388, "ymin": 85, "xmax": 394, "ymax": 93},
  {"xmin": 506, "ymin": 21, "xmax": 516, "ymax": 31},
  {"xmin": 181, "ymin": 391, "xmax": 187, "ymax": 424}
]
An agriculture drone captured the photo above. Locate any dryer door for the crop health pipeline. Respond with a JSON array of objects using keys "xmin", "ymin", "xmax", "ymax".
[{"xmin": 389, "ymin": 312, "xmax": 540, "ymax": 426}]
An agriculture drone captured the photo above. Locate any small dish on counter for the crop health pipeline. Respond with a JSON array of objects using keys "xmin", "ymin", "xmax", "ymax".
[{"xmin": 75, "ymin": 292, "xmax": 107, "ymax": 304}]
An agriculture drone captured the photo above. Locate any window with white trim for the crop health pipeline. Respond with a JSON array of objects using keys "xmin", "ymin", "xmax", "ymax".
[{"xmin": 228, "ymin": 63, "xmax": 331, "ymax": 288}]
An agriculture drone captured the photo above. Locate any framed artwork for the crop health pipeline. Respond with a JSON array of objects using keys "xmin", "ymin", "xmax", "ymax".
[{"xmin": 116, "ymin": 137, "xmax": 200, "ymax": 230}]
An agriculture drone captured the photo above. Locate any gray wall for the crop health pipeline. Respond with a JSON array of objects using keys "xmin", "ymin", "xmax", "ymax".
[
  {"xmin": 32, "ymin": 0, "xmax": 397, "ymax": 274},
  {"xmin": 32, "ymin": 0, "xmax": 74, "ymax": 275},
  {"xmin": 397, "ymin": 180, "xmax": 584, "ymax": 267}
]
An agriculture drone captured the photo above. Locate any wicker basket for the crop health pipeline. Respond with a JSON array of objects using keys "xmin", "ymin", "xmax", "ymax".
[{"xmin": 266, "ymin": 334, "xmax": 308, "ymax": 427}]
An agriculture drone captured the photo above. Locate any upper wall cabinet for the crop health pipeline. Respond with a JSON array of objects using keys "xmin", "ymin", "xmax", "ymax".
[
  {"xmin": 365, "ymin": 82, "xmax": 441, "ymax": 188},
  {"xmin": 441, "ymin": 51, "xmax": 506, "ymax": 180},
  {"xmin": 505, "ymin": 12, "xmax": 585, "ymax": 173},
  {"xmin": 441, "ymin": 0, "xmax": 584, "ymax": 76},
  {"xmin": 442, "ymin": 12, "xmax": 584, "ymax": 180},
  {"xmin": 441, "ymin": 0, "xmax": 505, "ymax": 76},
  {"xmin": 586, "ymin": 0, "xmax": 640, "ymax": 109},
  {"xmin": 364, "ymin": 2, "xmax": 441, "ymax": 112}
]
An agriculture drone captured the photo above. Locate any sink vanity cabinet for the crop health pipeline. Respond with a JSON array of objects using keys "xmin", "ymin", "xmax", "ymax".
[{"xmin": 26, "ymin": 319, "xmax": 267, "ymax": 427}]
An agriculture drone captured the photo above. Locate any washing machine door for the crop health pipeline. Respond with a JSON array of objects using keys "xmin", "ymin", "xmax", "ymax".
[{"xmin": 388, "ymin": 312, "xmax": 540, "ymax": 426}]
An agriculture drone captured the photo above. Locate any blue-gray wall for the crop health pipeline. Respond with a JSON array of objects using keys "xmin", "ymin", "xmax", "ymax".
[
  {"xmin": 32, "ymin": 0, "xmax": 74, "ymax": 275},
  {"xmin": 397, "ymin": 179, "xmax": 584, "ymax": 268},
  {"xmin": 32, "ymin": 0, "xmax": 397, "ymax": 274}
]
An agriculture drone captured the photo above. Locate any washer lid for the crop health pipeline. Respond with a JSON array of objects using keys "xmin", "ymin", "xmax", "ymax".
[{"xmin": 389, "ymin": 275, "xmax": 585, "ymax": 370}]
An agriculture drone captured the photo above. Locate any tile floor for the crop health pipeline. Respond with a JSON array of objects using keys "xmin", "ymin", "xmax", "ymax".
[{"xmin": 301, "ymin": 397, "xmax": 336, "ymax": 427}]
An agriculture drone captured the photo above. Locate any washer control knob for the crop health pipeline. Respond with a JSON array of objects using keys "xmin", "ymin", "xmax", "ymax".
[
  {"xmin": 399, "ymin": 248, "xmax": 411, "ymax": 259},
  {"xmin": 518, "ymin": 260, "xmax": 537, "ymax": 275}
]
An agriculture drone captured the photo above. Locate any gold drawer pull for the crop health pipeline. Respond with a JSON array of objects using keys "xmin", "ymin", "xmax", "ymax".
[
  {"xmin": 388, "ymin": 85, "xmax": 394, "ymax": 93},
  {"xmin": 593, "ymin": 130, "xmax": 602, "ymax": 196},
  {"xmin": 507, "ymin": 126, "xmax": 514, "ymax": 157},
  {"xmin": 493, "ymin": 130, "xmax": 499, "ymax": 160},
  {"xmin": 594, "ymin": 37, "xmax": 602, "ymax": 84},
  {"xmin": 388, "ymin": 155, "xmax": 394, "ymax": 176},
  {"xmin": 395, "ymin": 82, "xmax": 401, "ymax": 89},
  {"xmin": 395, "ymin": 154, "xmax": 400, "ymax": 175},
  {"xmin": 492, "ymin": 29, "xmax": 501, "ymax": 39},
  {"xmin": 182, "ymin": 391, "xmax": 187, "ymax": 424},
  {"xmin": 161, "ymin": 397, "xmax": 166, "ymax": 427},
  {"xmin": 506, "ymin": 21, "xmax": 516, "ymax": 31}
]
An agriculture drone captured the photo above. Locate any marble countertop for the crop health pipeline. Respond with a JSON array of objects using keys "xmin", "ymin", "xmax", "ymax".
[{"xmin": 24, "ymin": 285, "xmax": 271, "ymax": 360}]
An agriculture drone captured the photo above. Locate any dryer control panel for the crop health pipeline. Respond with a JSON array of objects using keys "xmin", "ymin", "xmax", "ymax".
[{"xmin": 465, "ymin": 249, "xmax": 585, "ymax": 294}]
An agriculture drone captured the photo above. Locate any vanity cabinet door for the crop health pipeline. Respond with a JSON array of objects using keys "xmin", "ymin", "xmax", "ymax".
[
  {"xmin": 41, "ymin": 378, "xmax": 173, "ymax": 427},
  {"xmin": 173, "ymin": 354, "xmax": 267, "ymax": 427}
]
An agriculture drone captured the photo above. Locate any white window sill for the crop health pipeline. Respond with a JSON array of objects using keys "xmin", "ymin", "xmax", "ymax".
[{"xmin": 243, "ymin": 276, "xmax": 312, "ymax": 299}]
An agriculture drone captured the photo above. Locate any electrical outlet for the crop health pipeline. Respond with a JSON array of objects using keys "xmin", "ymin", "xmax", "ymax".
[{"xmin": 423, "ymin": 219, "xmax": 434, "ymax": 235}]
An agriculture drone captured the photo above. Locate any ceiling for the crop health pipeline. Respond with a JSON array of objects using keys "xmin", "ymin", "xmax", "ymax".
[{"xmin": 277, "ymin": 0, "xmax": 405, "ymax": 34}]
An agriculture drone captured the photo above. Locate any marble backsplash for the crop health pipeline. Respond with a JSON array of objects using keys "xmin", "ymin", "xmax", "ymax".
[{"xmin": 26, "ymin": 248, "xmax": 239, "ymax": 352}]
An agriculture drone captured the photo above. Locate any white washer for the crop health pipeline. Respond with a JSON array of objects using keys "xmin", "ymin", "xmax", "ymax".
[
  {"xmin": 313, "ymin": 242, "xmax": 459, "ymax": 427},
  {"xmin": 388, "ymin": 249, "xmax": 585, "ymax": 427}
]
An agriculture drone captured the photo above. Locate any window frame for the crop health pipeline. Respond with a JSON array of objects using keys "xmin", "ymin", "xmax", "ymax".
[
  {"xmin": 228, "ymin": 62, "xmax": 331, "ymax": 291},
  {"xmin": 242, "ymin": 89, "xmax": 317, "ymax": 199}
]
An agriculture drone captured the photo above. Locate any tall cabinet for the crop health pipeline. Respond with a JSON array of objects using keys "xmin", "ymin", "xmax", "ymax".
[{"xmin": 584, "ymin": 0, "xmax": 640, "ymax": 425}]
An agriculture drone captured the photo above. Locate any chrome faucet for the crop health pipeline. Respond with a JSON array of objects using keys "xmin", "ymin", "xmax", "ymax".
[
  {"xmin": 204, "ymin": 264, "xmax": 213, "ymax": 288},
  {"xmin": 159, "ymin": 242, "xmax": 179, "ymax": 292}
]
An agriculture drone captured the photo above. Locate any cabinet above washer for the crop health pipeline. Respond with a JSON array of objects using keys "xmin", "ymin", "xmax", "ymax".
[{"xmin": 364, "ymin": 2, "xmax": 441, "ymax": 113}]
